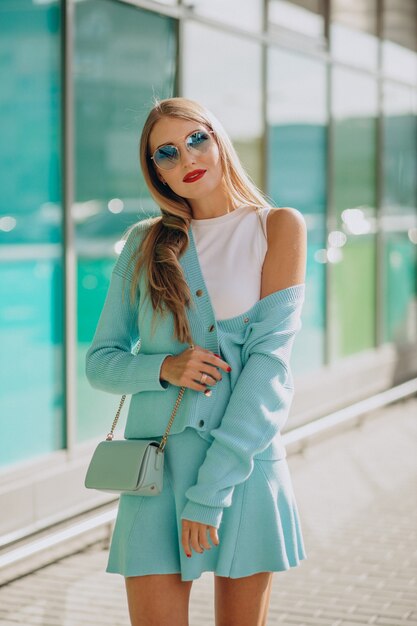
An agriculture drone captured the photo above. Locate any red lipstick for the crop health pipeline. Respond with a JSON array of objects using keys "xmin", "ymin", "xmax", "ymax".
[{"xmin": 183, "ymin": 170, "xmax": 206, "ymax": 183}]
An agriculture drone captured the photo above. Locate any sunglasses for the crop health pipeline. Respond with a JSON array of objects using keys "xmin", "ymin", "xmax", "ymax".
[{"xmin": 150, "ymin": 129, "xmax": 215, "ymax": 171}]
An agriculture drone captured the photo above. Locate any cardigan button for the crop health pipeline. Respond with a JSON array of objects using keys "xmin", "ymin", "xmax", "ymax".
[
  {"xmin": 208, "ymin": 324, "xmax": 215, "ymax": 332},
  {"xmin": 196, "ymin": 289, "xmax": 204, "ymax": 297},
  {"xmin": 243, "ymin": 317, "xmax": 249, "ymax": 323},
  {"xmin": 198, "ymin": 419, "xmax": 205, "ymax": 427}
]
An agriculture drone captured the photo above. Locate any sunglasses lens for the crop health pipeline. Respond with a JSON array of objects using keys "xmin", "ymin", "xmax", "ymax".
[
  {"xmin": 153, "ymin": 131, "xmax": 213, "ymax": 170},
  {"xmin": 187, "ymin": 131, "xmax": 211, "ymax": 152},
  {"xmin": 154, "ymin": 145, "xmax": 179, "ymax": 170}
]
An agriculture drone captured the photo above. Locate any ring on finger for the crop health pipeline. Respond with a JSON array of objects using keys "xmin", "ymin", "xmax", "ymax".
[{"xmin": 200, "ymin": 372, "xmax": 208, "ymax": 384}]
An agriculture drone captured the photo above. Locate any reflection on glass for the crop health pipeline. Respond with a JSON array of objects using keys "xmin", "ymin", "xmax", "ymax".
[
  {"xmin": 382, "ymin": 83, "xmax": 417, "ymax": 213},
  {"xmin": 268, "ymin": 0, "xmax": 325, "ymax": 39},
  {"xmin": 382, "ymin": 0, "xmax": 417, "ymax": 83},
  {"xmin": 75, "ymin": 0, "xmax": 176, "ymax": 443},
  {"xmin": 383, "ymin": 233, "xmax": 417, "ymax": 345},
  {"xmin": 182, "ymin": 0, "xmax": 262, "ymax": 33},
  {"xmin": 183, "ymin": 22, "xmax": 263, "ymax": 186},
  {"xmin": 331, "ymin": 67, "xmax": 378, "ymax": 359},
  {"xmin": 267, "ymin": 47, "xmax": 327, "ymax": 373},
  {"xmin": 381, "ymin": 82, "xmax": 417, "ymax": 344},
  {"xmin": 0, "ymin": 0, "xmax": 64, "ymax": 468},
  {"xmin": 330, "ymin": 0, "xmax": 378, "ymax": 70}
]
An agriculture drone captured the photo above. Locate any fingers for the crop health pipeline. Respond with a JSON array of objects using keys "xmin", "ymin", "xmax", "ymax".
[
  {"xmin": 200, "ymin": 349, "xmax": 232, "ymax": 374},
  {"xmin": 181, "ymin": 520, "xmax": 220, "ymax": 557},
  {"xmin": 209, "ymin": 526, "xmax": 220, "ymax": 547},
  {"xmin": 191, "ymin": 350, "xmax": 231, "ymax": 392},
  {"xmin": 179, "ymin": 346, "xmax": 232, "ymax": 393}
]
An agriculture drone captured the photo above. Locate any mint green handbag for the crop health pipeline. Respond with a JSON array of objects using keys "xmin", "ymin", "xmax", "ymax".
[{"xmin": 84, "ymin": 384, "xmax": 186, "ymax": 497}]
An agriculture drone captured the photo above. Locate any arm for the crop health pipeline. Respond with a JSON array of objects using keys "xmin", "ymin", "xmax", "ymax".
[
  {"xmin": 180, "ymin": 208, "xmax": 307, "ymax": 528},
  {"xmin": 85, "ymin": 221, "xmax": 174, "ymax": 395}
]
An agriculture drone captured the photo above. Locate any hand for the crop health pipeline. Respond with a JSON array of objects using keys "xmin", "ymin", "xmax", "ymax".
[
  {"xmin": 160, "ymin": 345, "xmax": 231, "ymax": 392},
  {"xmin": 181, "ymin": 518, "xmax": 220, "ymax": 557}
]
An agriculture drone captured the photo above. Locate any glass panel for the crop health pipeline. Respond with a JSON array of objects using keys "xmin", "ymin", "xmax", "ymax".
[
  {"xmin": 382, "ymin": 83, "xmax": 417, "ymax": 214},
  {"xmin": 267, "ymin": 48, "xmax": 327, "ymax": 374},
  {"xmin": 382, "ymin": 0, "xmax": 417, "ymax": 84},
  {"xmin": 330, "ymin": 0, "xmax": 378, "ymax": 70},
  {"xmin": 183, "ymin": 0, "xmax": 263, "ymax": 34},
  {"xmin": 381, "ymin": 82, "xmax": 417, "ymax": 344},
  {"xmin": 330, "ymin": 67, "xmax": 378, "ymax": 360},
  {"xmin": 182, "ymin": 22, "xmax": 263, "ymax": 187},
  {"xmin": 268, "ymin": 0, "xmax": 325, "ymax": 39},
  {"xmin": 0, "ymin": 0, "xmax": 64, "ymax": 468},
  {"xmin": 383, "ymin": 233, "xmax": 417, "ymax": 345},
  {"xmin": 75, "ymin": 0, "xmax": 177, "ymax": 443}
]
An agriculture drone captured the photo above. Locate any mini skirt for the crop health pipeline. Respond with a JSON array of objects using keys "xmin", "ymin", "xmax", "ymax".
[{"xmin": 106, "ymin": 426, "xmax": 307, "ymax": 582}]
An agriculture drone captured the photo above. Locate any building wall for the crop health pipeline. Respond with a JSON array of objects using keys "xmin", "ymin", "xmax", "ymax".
[{"xmin": 0, "ymin": 0, "xmax": 416, "ymax": 541}]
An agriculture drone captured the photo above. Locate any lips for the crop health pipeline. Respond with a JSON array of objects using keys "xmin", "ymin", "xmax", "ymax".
[{"xmin": 183, "ymin": 169, "xmax": 206, "ymax": 183}]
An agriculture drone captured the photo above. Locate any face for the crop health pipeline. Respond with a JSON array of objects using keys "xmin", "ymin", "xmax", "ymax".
[{"xmin": 148, "ymin": 117, "xmax": 224, "ymax": 201}]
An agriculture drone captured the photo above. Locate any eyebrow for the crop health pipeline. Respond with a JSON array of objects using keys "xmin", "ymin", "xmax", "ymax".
[{"xmin": 154, "ymin": 128, "xmax": 204, "ymax": 151}]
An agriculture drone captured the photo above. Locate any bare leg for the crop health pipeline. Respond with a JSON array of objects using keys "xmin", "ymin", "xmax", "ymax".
[
  {"xmin": 214, "ymin": 572, "xmax": 274, "ymax": 626},
  {"xmin": 125, "ymin": 573, "xmax": 193, "ymax": 626}
]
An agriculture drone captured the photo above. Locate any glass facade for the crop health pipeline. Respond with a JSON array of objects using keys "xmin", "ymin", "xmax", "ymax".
[
  {"xmin": 74, "ymin": 0, "xmax": 177, "ymax": 443},
  {"xmin": 382, "ymin": 82, "xmax": 417, "ymax": 344},
  {"xmin": 267, "ymin": 47, "xmax": 327, "ymax": 373},
  {"xmin": 0, "ymin": 0, "xmax": 64, "ymax": 468},
  {"xmin": 0, "ymin": 0, "xmax": 416, "ymax": 540},
  {"xmin": 330, "ymin": 67, "xmax": 378, "ymax": 359},
  {"xmin": 182, "ymin": 22, "xmax": 263, "ymax": 186},
  {"xmin": 330, "ymin": 0, "xmax": 378, "ymax": 70}
]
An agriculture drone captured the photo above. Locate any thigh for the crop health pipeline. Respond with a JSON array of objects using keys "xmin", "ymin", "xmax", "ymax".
[
  {"xmin": 214, "ymin": 572, "xmax": 274, "ymax": 626},
  {"xmin": 125, "ymin": 573, "xmax": 193, "ymax": 626}
]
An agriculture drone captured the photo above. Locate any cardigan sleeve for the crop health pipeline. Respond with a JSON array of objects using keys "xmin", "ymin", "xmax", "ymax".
[
  {"xmin": 85, "ymin": 222, "xmax": 174, "ymax": 395},
  {"xmin": 180, "ymin": 285, "xmax": 305, "ymax": 529}
]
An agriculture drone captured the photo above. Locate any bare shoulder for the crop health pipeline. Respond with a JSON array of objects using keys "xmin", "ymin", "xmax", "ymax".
[
  {"xmin": 261, "ymin": 207, "xmax": 307, "ymax": 298},
  {"xmin": 267, "ymin": 206, "xmax": 306, "ymax": 238}
]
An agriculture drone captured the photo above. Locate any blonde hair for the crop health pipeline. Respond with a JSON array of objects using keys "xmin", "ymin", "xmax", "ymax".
[{"xmin": 124, "ymin": 96, "xmax": 274, "ymax": 344}]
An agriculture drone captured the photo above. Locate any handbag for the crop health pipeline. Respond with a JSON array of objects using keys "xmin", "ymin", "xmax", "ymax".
[{"xmin": 84, "ymin": 346, "xmax": 193, "ymax": 496}]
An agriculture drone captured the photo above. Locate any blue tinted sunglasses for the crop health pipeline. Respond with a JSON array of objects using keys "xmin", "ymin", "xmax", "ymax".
[{"xmin": 150, "ymin": 129, "xmax": 215, "ymax": 171}]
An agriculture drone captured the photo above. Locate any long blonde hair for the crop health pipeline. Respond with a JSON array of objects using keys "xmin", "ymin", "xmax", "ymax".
[{"xmin": 124, "ymin": 96, "xmax": 274, "ymax": 344}]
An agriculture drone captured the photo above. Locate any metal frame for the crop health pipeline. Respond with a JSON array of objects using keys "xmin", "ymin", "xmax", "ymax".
[
  {"xmin": 62, "ymin": 0, "xmax": 77, "ymax": 456},
  {"xmin": 375, "ymin": 0, "xmax": 384, "ymax": 349}
]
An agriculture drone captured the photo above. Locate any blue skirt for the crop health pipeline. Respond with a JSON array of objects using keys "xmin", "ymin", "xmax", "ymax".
[{"xmin": 106, "ymin": 426, "xmax": 307, "ymax": 581}]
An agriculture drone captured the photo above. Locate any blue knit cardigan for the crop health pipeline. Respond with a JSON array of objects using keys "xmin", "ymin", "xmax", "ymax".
[{"xmin": 85, "ymin": 218, "xmax": 305, "ymax": 528}]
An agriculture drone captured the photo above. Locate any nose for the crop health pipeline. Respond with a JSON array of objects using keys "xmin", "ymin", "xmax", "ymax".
[{"xmin": 178, "ymin": 144, "xmax": 197, "ymax": 167}]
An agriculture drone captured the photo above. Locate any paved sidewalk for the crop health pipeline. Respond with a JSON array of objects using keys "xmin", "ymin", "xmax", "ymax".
[{"xmin": 0, "ymin": 397, "xmax": 416, "ymax": 626}]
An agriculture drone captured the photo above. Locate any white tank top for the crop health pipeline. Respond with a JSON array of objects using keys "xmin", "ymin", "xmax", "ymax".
[{"xmin": 190, "ymin": 204, "xmax": 271, "ymax": 320}]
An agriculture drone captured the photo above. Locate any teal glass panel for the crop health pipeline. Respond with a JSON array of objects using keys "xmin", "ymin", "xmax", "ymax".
[
  {"xmin": 267, "ymin": 47, "xmax": 327, "ymax": 374},
  {"xmin": 0, "ymin": 1, "xmax": 64, "ymax": 468},
  {"xmin": 382, "ymin": 82, "xmax": 417, "ymax": 344},
  {"xmin": 382, "ymin": 83, "xmax": 417, "ymax": 213},
  {"xmin": 383, "ymin": 233, "xmax": 417, "ymax": 345},
  {"xmin": 331, "ymin": 68, "xmax": 378, "ymax": 360},
  {"xmin": 75, "ymin": 0, "xmax": 177, "ymax": 443}
]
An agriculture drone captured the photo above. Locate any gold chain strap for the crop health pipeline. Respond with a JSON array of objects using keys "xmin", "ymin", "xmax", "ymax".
[{"xmin": 105, "ymin": 343, "xmax": 195, "ymax": 452}]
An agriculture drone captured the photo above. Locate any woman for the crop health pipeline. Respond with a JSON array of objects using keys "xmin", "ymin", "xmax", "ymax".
[{"xmin": 86, "ymin": 96, "xmax": 307, "ymax": 626}]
